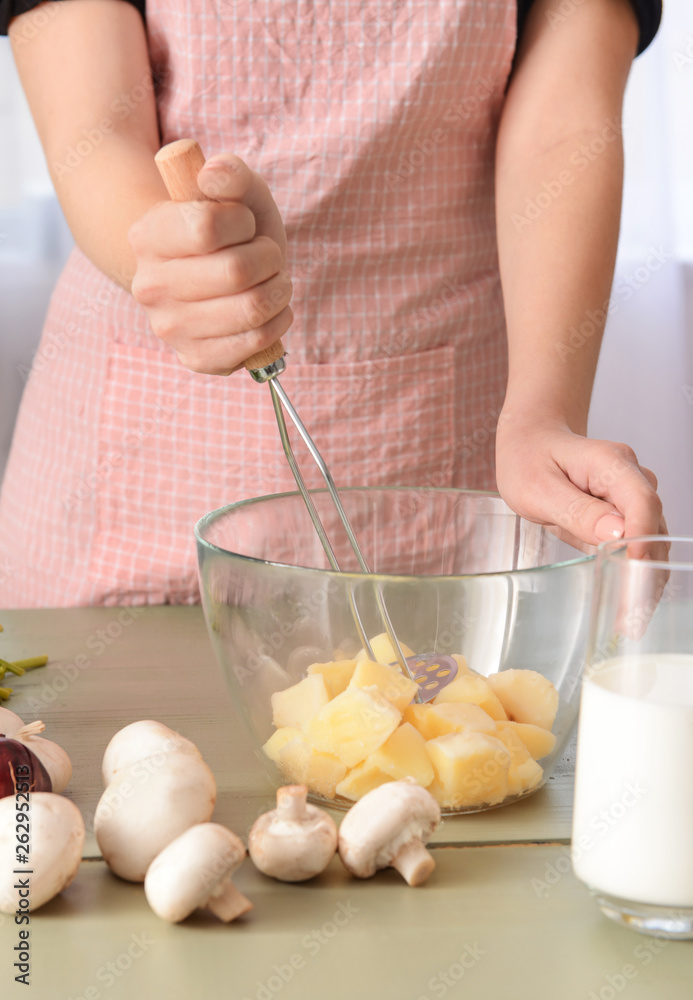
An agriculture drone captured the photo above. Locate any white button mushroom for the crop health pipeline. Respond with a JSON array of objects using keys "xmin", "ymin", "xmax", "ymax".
[
  {"xmin": 101, "ymin": 719, "xmax": 203, "ymax": 786},
  {"xmin": 95, "ymin": 752, "xmax": 216, "ymax": 882},
  {"xmin": 145, "ymin": 823, "xmax": 252, "ymax": 923},
  {"xmin": 249, "ymin": 784, "xmax": 338, "ymax": 882},
  {"xmin": 338, "ymin": 779, "xmax": 441, "ymax": 886},
  {"xmin": 0, "ymin": 793, "xmax": 85, "ymax": 912}
]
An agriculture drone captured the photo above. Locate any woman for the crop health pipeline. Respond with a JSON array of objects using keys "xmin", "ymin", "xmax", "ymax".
[{"xmin": 0, "ymin": 0, "xmax": 664, "ymax": 606}]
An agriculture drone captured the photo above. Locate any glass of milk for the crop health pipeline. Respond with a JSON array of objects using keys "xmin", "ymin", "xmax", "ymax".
[{"xmin": 572, "ymin": 535, "xmax": 693, "ymax": 939}]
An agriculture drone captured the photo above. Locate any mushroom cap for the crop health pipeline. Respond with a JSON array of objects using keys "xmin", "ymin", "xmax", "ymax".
[
  {"xmin": 338, "ymin": 779, "xmax": 440, "ymax": 878},
  {"xmin": 0, "ymin": 792, "xmax": 85, "ymax": 912},
  {"xmin": 102, "ymin": 720, "xmax": 203, "ymax": 786},
  {"xmin": 95, "ymin": 752, "xmax": 216, "ymax": 881},
  {"xmin": 144, "ymin": 823, "xmax": 246, "ymax": 922},
  {"xmin": 248, "ymin": 785, "xmax": 338, "ymax": 882}
]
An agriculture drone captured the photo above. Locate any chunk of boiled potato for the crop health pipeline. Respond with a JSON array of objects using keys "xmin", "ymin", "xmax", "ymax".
[
  {"xmin": 432, "ymin": 674, "xmax": 508, "ymax": 721},
  {"xmin": 403, "ymin": 702, "xmax": 496, "ymax": 740},
  {"xmin": 508, "ymin": 757, "xmax": 543, "ymax": 796},
  {"xmin": 451, "ymin": 653, "xmax": 473, "ymax": 676},
  {"xmin": 402, "ymin": 703, "xmax": 431, "ymax": 738},
  {"xmin": 425, "ymin": 731, "xmax": 511, "ymax": 809},
  {"xmin": 335, "ymin": 760, "xmax": 390, "ymax": 801},
  {"xmin": 272, "ymin": 732, "xmax": 346, "ymax": 799},
  {"xmin": 271, "ymin": 673, "xmax": 330, "ymax": 730},
  {"xmin": 348, "ymin": 659, "xmax": 418, "ymax": 713},
  {"xmin": 494, "ymin": 721, "xmax": 546, "ymax": 796},
  {"xmin": 306, "ymin": 659, "xmax": 358, "ymax": 699},
  {"xmin": 356, "ymin": 632, "xmax": 415, "ymax": 666},
  {"xmin": 262, "ymin": 726, "xmax": 302, "ymax": 762},
  {"xmin": 368, "ymin": 722, "xmax": 434, "ymax": 787},
  {"xmin": 304, "ymin": 685, "xmax": 401, "ymax": 768},
  {"xmin": 486, "ymin": 670, "xmax": 559, "ymax": 730},
  {"xmin": 496, "ymin": 721, "xmax": 556, "ymax": 760}
]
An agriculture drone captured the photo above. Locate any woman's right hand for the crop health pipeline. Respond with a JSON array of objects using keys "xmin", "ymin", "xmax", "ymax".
[{"xmin": 128, "ymin": 154, "xmax": 293, "ymax": 375}]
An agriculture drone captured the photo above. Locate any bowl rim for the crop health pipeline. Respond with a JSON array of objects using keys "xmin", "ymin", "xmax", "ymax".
[
  {"xmin": 597, "ymin": 534, "xmax": 687, "ymax": 570},
  {"xmin": 195, "ymin": 486, "xmax": 594, "ymax": 580}
]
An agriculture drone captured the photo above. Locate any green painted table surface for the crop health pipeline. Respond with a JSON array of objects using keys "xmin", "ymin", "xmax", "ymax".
[{"xmin": 0, "ymin": 608, "xmax": 689, "ymax": 999}]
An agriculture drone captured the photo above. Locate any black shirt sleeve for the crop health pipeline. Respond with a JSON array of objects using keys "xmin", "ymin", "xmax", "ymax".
[
  {"xmin": 1, "ymin": 0, "xmax": 145, "ymax": 35},
  {"xmin": 517, "ymin": 0, "xmax": 662, "ymax": 56},
  {"xmin": 1, "ymin": 0, "xmax": 663, "ymax": 53}
]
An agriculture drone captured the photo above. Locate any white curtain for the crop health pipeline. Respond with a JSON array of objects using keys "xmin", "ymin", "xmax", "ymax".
[{"xmin": 1, "ymin": 2, "xmax": 692, "ymax": 531}]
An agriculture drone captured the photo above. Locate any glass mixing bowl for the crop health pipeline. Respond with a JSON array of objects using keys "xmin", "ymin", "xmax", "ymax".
[{"xmin": 196, "ymin": 487, "xmax": 594, "ymax": 814}]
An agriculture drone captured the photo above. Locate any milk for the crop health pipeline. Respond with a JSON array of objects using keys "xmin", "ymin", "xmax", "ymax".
[{"xmin": 572, "ymin": 654, "xmax": 693, "ymax": 907}]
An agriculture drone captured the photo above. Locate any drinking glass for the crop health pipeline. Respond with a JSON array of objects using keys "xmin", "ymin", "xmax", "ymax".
[{"xmin": 572, "ymin": 535, "xmax": 693, "ymax": 938}]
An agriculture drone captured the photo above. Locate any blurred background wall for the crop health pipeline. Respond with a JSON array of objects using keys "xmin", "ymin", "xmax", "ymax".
[{"xmin": 0, "ymin": 1, "xmax": 691, "ymax": 530}]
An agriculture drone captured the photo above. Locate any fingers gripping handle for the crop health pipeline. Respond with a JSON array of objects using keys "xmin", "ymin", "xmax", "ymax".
[{"xmin": 154, "ymin": 139, "xmax": 286, "ymax": 375}]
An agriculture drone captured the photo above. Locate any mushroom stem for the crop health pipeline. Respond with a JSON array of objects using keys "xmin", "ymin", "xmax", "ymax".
[
  {"xmin": 391, "ymin": 840, "xmax": 436, "ymax": 887},
  {"xmin": 205, "ymin": 879, "xmax": 253, "ymax": 922},
  {"xmin": 275, "ymin": 784, "xmax": 309, "ymax": 823}
]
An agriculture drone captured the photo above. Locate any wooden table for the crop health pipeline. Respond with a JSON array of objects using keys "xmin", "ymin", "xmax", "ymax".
[{"xmin": 0, "ymin": 608, "xmax": 689, "ymax": 999}]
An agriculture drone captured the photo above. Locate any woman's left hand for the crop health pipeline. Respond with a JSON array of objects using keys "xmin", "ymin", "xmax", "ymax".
[{"xmin": 495, "ymin": 415, "xmax": 667, "ymax": 557}]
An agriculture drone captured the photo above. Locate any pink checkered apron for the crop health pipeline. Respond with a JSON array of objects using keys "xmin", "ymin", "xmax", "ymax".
[{"xmin": 0, "ymin": 0, "xmax": 515, "ymax": 607}]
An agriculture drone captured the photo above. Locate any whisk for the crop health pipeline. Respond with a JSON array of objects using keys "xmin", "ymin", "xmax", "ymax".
[{"xmin": 155, "ymin": 139, "xmax": 457, "ymax": 701}]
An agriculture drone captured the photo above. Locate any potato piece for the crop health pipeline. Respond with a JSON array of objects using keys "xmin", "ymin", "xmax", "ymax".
[
  {"xmin": 335, "ymin": 761, "xmax": 390, "ymax": 801},
  {"xmin": 486, "ymin": 670, "xmax": 559, "ymax": 730},
  {"xmin": 432, "ymin": 674, "xmax": 508, "ymax": 721},
  {"xmin": 494, "ymin": 724, "xmax": 531, "ymax": 763},
  {"xmin": 425, "ymin": 731, "xmax": 511, "ymax": 809},
  {"xmin": 304, "ymin": 686, "xmax": 401, "ymax": 768},
  {"xmin": 452, "ymin": 653, "xmax": 473, "ymax": 676},
  {"xmin": 356, "ymin": 632, "xmax": 415, "ymax": 665},
  {"xmin": 496, "ymin": 721, "xmax": 557, "ymax": 760},
  {"xmin": 275, "ymin": 734, "xmax": 346, "ymax": 799},
  {"xmin": 369, "ymin": 722, "xmax": 434, "ymax": 787},
  {"xmin": 429, "ymin": 702, "xmax": 497, "ymax": 736},
  {"xmin": 306, "ymin": 659, "xmax": 358, "ymax": 698},
  {"xmin": 348, "ymin": 659, "xmax": 418, "ymax": 713},
  {"xmin": 507, "ymin": 757, "xmax": 543, "ymax": 796},
  {"xmin": 494, "ymin": 722, "xmax": 545, "ymax": 796},
  {"xmin": 402, "ymin": 703, "xmax": 432, "ymax": 737},
  {"xmin": 271, "ymin": 673, "xmax": 330, "ymax": 730},
  {"xmin": 403, "ymin": 702, "xmax": 496, "ymax": 740},
  {"xmin": 262, "ymin": 727, "xmax": 303, "ymax": 762}
]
